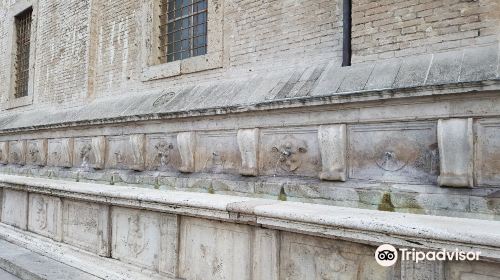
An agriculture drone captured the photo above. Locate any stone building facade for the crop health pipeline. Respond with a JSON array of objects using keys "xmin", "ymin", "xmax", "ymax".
[{"xmin": 0, "ymin": 0, "xmax": 499, "ymax": 279}]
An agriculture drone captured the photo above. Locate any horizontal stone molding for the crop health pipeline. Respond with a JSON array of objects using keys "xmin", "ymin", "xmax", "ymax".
[
  {"xmin": 0, "ymin": 80, "xmax": 499, "ymax": 136},
  {"xmin": 1, "ymin": 174, "xmax": 500, "ymax": 260}
]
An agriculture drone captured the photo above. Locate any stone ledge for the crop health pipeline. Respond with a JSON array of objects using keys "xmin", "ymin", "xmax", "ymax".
[
  {"xmin": 0, "ymin": 224, "xmax": 170, "ymax": 280},
  {"xmin": 1, "ymin": 174, "xmax": 500, "ymax": 260},
  {"xmin": 0, "ymin": 239, "xmax": 101, "ymax": 280}
]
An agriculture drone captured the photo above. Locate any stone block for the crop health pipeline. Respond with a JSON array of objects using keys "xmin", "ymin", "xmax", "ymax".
[
  {"xmin": 145, "ymin": 134, "xmax": 181, "ymax": 171},
  {"xmin": 337, "ymin": 63, "xmax": 375, "ymax": 92},
  {"xmin": 8, "ymin": 140, "xmax": 26, "ymax": 165},
  {"xmin": 28, "ymin": 194, "xmax": 62, "ymax": 241},
  {"xmin": 401, "ymin": 260, "xmax": 444, "ymax": 280},
  {"xmin": 73, "ymin": 136, "xmax": 106, "ymax": 170},
  {"xmin": 393, "ymin": 54, "xmax": 432, "ymax": 88},
  {"xmin": 279, "ymin": 232, "xmax": 394, "ymax": 280},
  {"xmin": 475, "ymin": 119, "xmax": 500, "ymax": 186},
  {"xmin": 318, "ymin": 124, "xmax": 347, "ymax": 181},
  {"xmin": 437, "ymin": 118, "xmax": 473, "ymax": 187},
  {"xmin": 259, "ymin": 128, "xmax": 321, "ymax": 178},
  {"xmin": 106, "ymin": 135, "xmax": 145, "ymax": 171},
  {"xmin": 349, "ymin": 122, "xmax": 439, "ymax": 184},
  {"xmin": 1, "ymin": 190, "xmax": 28, "ymax": 230},
  {"xmin": 196, "ymin": 131, "xmax": 241, "ymax": 174},
  {"xmin": 426, "ymin": 50, "xmax": 462, "ymax": 85},
  {"xmin": 47, "ymin": 138, "xmax": 74, "ymax": 167},
  {"xmin": 177, "ymin": 132, "xmax": 196, "ymax": 173},
  {"xmin": 62, "ymin": 200, "xmax": 110, "ymax": 256},
  {"xmin": 310, "ymin": 63, "xmax": 347, "ymax": 96},
  {"xmin": 253, "ymin": 228, "xmax": 279, "ymax": 280},
  {"xmin": 111, "ymin": 207, "xmax": 178, "ymax": 275},
  {"xmin": 459, "ymin": 45, "xmax": 498, "ymax": 82},
  {"xmin": 26, "ymin": 139, "xmax": 48, "ymax": 166},
  {"xmin": 446, "ymin": 260, "xmax": 500, "ymax": 280},
  {"xmin": 0, "ymin": 142, "xmax": 9, "ymax": 164},
  {"xmin": 365, "ymin": 58, "xmax": 401, "ymax": 90},
  {"xmin": 212, "ymin": 179, "xmax": 255, "ymax": 194},
  {"xmin": 237, "ymin": 128, "xmax": 260, "ymax": 176},
  {"xmin": 179, "ymin": 217, "xmax": 252, "ymax": 280}
]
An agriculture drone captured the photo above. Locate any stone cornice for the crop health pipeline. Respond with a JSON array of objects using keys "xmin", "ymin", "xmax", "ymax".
[{"xmin": 0, "ymin": 79, "xmax": 499, "ymax": 135}]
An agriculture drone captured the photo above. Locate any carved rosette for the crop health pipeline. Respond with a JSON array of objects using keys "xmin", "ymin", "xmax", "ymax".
[
  {"xmin": 154, "ymin": 141, "xmax": 174, "ymax": 170},
  {"xmin": 27, "ymin": 139, "xmax": 48, "ymax": 166},
  {"xmin": 9, "ymin": 140, "xmax": 27, "ymax": 165},
  {"xmin": 271, "ymin": 136, "xmax": 308, "ymax": 173}
]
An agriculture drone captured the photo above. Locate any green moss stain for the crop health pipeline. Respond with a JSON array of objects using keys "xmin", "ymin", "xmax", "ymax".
[
  {"xmin": 154, "ymin": 176, "xmax": 160, "ymax": 189},
  {"xmin": 207, "ymin": 184, "xmax": 215, "ymax": 194},
  {"xmin": 278, "ymin": 186, "xmax": 287, "ymax": 201},
  {"xmin": 378, "ymin": 192, "xmax": 395, "ymax": 212}
]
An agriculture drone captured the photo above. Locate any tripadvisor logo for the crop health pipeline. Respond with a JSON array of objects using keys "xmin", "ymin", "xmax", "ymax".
[
  {"xmin": 375, "ymin": 244, "xmax": 481, "ymax": 267},
  {"xmin": 375, "ymin": 244, "xmax": 398, "ymax": 267}
]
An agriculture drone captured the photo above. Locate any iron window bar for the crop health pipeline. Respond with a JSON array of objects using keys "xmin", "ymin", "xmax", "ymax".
[
  {"xmin": 14, "ymin": 7, "xmax": 33, "ymax": 98},
  {"xmin": 159, "ymin": 0, "xmax": 207, "ymax": 63}
]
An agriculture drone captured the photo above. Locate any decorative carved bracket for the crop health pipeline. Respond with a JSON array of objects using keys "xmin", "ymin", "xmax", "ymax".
[
  {"xmin": 59, "ymin": 138, "xmax": 74, "ymax": 168},
  {"xmin": 437, "ymin": 118, "xmax": 473, "ymax": 187},
  {"xmin": 129, "ymin": 134, "xmax": 146, "ymax": 171},
  {"xmin": 318, "ymin": 125, "xmax": 347, "ymax": 181},
  {"xmin": 177, "ymin": 132, "xmax": 196, "ymax": 173},
  {"xmin": 91, "ymin": 136, "xmax": 106, "ymax": 169},
  {"xmin": 237, "ymin": 129, "xmax": 259, "ymax": 176},
  {"xmin": 0, "ymin": 142, "xmax": 9, "ymax": 164}
]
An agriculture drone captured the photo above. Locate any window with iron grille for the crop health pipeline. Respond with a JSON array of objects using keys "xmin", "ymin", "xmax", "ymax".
[
  {"xmin": 14, "ymin": 7, "xmax": 33, "ymax": 98},
  {"xmin": 159, "ymin": 0, "xmax": 208, "ymax": 63}
]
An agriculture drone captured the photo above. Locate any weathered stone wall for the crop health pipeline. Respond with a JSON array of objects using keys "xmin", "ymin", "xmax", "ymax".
[{"xmin": 1, "ymin": 0, "xmax": 498, "ymax": 111}]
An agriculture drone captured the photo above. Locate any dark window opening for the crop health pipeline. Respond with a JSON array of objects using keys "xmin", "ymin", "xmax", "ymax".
[
  {"xmin": 14, "ymin": 7, "xmax": 33, "ymax": 98},
  {"xmin": 159, "ymin": 0, "xmax": 208, "ymax": 63}
]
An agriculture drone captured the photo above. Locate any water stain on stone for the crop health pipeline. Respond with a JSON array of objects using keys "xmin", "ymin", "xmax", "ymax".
[
  {"xmin": 378, "ymin": 192, "xmax": 395, "ymax": 212},
  {"xmin": 279, "ymin": 186, "xmax": 287, "ymax": 201}
]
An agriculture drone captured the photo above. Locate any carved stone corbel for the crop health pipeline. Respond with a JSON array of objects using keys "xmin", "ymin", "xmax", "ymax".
[
  {"xmin": 237, "ymin": 128, "xmax": 259, "ymax": 176},
  {"xmin": 437, "ymin": 118, "xmax": 473, "ymax": 187},
  {"xmin": 91, "ymin": 136, "xmax": 106, "ymax": 169},
  {"xmin": 318, "ymin": 124, "xmax": 347, "ymax": 181},
  {"xmin": 129, "ymin": 134, "xmax": 145, "ymax": 171},
  {"xmin": 60, "ymin": 138, "xmax": 74, "ymax": 167},
  {"xmin": 0, "ymin": 142, "xmax": 9, "ymax": 164},
  {"xmin": 177, "ymin": 132, "xmax": 196, "ymax": 173}
]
